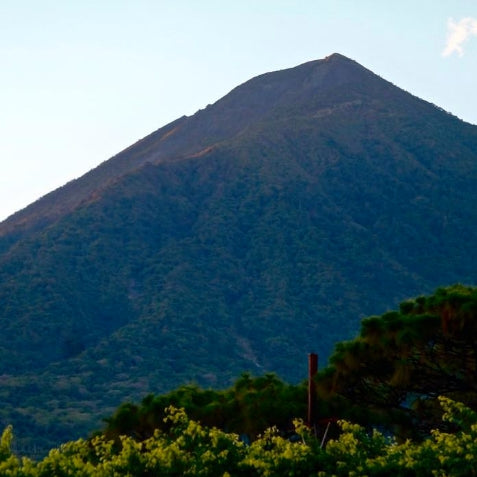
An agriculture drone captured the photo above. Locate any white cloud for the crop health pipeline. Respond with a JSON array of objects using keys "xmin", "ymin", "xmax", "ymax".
[{"xmin": 442, "ymin": 17, "xmax": 477, "ymax": 57}]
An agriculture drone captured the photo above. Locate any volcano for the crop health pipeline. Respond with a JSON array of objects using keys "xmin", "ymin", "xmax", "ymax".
[{"xmin": 1, "ymin": 53, "xmax": 476, "ymax": 450}]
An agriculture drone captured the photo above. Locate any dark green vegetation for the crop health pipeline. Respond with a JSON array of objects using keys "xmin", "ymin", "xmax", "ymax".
[
  {"xmin": 103, "ymin": 374, "xmax": 307, "ymax": 441},
  {"xmin": 103, "ymin": 373, "xmax": 306, "ymax": 443},
  {"xmin": 2, "ymin": 286, "xmax": 477, "ymax": 475},
  {"xmin": 317, "ymin": 284, "xmax": 477, "ymax": 438},
  {"xmin": 101, "ymin": 285, "xmax": 477, "ymax": 445},
  {"xmin": 0, "ymin": 53, "xmax": 476, "ymax": 450}
]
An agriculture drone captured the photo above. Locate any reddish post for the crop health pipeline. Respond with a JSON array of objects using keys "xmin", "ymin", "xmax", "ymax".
[{"xmin": 308, "ymin": 352, "xmax": 318, "ymax": 428}]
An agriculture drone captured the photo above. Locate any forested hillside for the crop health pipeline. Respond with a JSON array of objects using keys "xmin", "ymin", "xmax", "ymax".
[
  {"xmin": 99, "ymin": 285, "xmax": 477, "ymax": 443},
  {"xmin": 0, "ymin": 54, "xmax": 476, "ymax": 450},
  {"xmin": 1, "ymin": 286, "xmax": 477, "ymax": 475}
]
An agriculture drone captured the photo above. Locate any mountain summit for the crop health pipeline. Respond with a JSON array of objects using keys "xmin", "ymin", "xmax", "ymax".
[
  {"xmin": 1, "ymin": 53, "xmax": 414, "ymax": 238},
  {"xmin": 0, "ymin": 54, "xmax": 477, "ymax": 450}
]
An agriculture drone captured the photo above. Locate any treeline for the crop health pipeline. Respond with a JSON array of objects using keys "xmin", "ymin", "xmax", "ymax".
[
  {"xmin": 102, "ymin": 284, "xmax": 477, "ymax": 443},
  {"xmin": 1, "ymin": 398, "xmax": 477, "ymax": 476},
  {"xmin": 2, "ymin": 284, "xmax": 477, "ymax": 475},
  {"xmin": 102, "ymin": 373, "xmax": 307, "ymax": 442},
  {"xmin": 316, "ymin": 283, "xmax": 477, "ymax": 440}
]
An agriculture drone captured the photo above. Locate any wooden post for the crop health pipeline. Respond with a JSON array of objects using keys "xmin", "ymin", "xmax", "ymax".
[{"xmin": 308, "ymin": 352, "xmax": 318, "ymax": 428}]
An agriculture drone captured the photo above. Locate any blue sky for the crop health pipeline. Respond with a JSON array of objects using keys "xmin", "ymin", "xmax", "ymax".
[{"xmin": 1, "ymin": 0, "xmax": 476, "ymax": 221}]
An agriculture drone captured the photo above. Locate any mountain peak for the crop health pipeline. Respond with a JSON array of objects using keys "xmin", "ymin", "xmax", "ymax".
[
  {"xmin": 324, "ymin": 52, "xmax": 353, "ymax": 61},
  {"xmin": 0, "ymin": 53, "xmax": 456, "ymax": 239},
  {"xmin": 198, "ymin": 53, "xmax": 375, "ymax": 118}
]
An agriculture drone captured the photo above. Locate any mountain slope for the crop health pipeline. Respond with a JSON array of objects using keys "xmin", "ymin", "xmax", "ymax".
[
  {"xmin": 0, "ymin": 53, "xmax": 476, "ymax": 450},
  {"xmin": 0, "ymin": 53, "xmax": 439, "ymax": 240}
]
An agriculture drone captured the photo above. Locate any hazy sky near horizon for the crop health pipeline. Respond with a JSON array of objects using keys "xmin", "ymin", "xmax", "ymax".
[{"xmin": 1, "ymin": 0, "xmax": 476, "ymax": 221}]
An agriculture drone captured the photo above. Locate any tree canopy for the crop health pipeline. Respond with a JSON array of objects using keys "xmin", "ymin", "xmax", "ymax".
[
  {"xmin": 103, "ymin": 373, "xmax": 307, "ymax": 443},
  {"xmin": 316, "ymin": 284, "xmax": 477, "ymax": 438},
  {"xmin": 3, "ymin": 398, "xmax": 477, "ymax": 476}
]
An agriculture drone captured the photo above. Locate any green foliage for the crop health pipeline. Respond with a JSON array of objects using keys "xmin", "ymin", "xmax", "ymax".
[
  {"xmin": 4, "ymin": 398, "xmax": 477, "ymax": 475},
  {"xmin": 103, "ymin": 373, "xmax": 307, "ymax": 443},
  {"xmin": 317, "ymin": 285, "xmax": 477, "ymax": 439}
]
